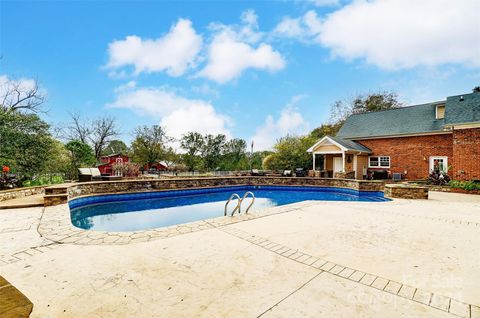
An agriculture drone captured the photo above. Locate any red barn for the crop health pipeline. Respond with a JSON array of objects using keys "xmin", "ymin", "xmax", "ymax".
[
  {"xmin": 97, "ymin": 154, "xmax": 130, "ymax": 176},
  {"xmin": 144, "ymin": 161, "xmax": 168, "ymax": 171}
]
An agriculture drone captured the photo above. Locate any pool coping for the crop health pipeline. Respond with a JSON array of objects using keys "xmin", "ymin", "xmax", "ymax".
[{"xmin": 38, "ymin": 200, "xmax": 329, "ymax": 245}]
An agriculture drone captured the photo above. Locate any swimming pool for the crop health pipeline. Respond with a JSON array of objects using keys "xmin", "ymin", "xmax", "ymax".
[{"xmin": 69, "ymin": 185, "xmax": 389, "ymax": 232}]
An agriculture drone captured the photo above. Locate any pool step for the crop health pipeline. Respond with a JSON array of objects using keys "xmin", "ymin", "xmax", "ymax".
[
  {"xmin": 44, "ymin": 185, "xmax": 69, "ymax": 206},
  {"xmin": 44, "ymin": 185, "xmax": 69, "ymax": 195},
  {"xmin": 44, "ymin": 194, "xmax": 68, "ymax": 206}
]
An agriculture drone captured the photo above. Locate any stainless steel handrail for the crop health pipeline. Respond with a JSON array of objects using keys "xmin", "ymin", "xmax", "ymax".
[
  {"xmin": 224, "ymin": 193, "xmax": 241, "ymax": 216},
  {"xmin": 240, "ymin": 191, "xmax": 255, "ymax": 214}
]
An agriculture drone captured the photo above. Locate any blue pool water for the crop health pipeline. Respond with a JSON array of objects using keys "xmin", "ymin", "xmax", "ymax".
[{"xmin": 69, "ymin": 185, "xmax": 389, "ymax": 232}]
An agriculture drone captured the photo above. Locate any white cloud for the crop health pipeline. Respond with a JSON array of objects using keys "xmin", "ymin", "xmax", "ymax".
[
  {"xmin": 107, "ymin": 83, "xmax": 231, "ymax": 140},
  {"xmin": 252, "ymin": 95, "xmax": 309, "ymax": 150},
  {"xmin": 320, "ymin": 0, "xmax": 480, "ymax": 69},
  {"xmin": 273, "ymin": 10, "xmax": 323, "ymax": 41},
  {"xmin": 106, "ymin": 19, "xmax": 202, "ymax": 76},
  {"xmin": 275, "ymin": 1, "xmax": 480, "ymax": 69},
  {"xmin": 0, "ymin": 75, "xmax": 37, "ymax": 94},
  {"xmin": 199, "ymin": 10, "xmax": 285, "ymax": 83},
  {"xmin": 160, "ymin": 103, "xmax": 231, "ymax": 139},
  {"xmin": 273, "ymin": 17, "xmax": 304, "ymax": 38}
]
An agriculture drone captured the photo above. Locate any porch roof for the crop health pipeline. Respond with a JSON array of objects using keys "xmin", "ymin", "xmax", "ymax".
[{"xmin": 307, "ymin": 136, "xmax": 372, "ymax": 154}]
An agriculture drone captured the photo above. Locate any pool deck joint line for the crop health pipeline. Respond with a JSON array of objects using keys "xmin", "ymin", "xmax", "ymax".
[{"xmin": 218, "ymin": 226, "xmax": 479, "ymax": 318}]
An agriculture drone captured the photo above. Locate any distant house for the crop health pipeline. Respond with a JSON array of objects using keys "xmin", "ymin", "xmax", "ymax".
[
  {"xmin": 308, "ymin": 91, "xmax": 480, "ymax": 180},
  {"xmin": 97, "ymin": 153, "xmax": 130, "ymax": 176}
]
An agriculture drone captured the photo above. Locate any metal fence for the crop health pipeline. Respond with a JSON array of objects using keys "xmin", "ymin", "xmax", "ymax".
[{"xmin": 144, "ymin": 170, "xmax": 251, "ymax": 177}]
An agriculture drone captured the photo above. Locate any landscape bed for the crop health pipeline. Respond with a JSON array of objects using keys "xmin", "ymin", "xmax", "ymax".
[{"xmin": 69, "ymin": 185, "xmax": 389, "ymax": 232}]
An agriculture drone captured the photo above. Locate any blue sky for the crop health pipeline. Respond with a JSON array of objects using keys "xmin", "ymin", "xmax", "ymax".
[{"xmin": 2, "ymin": 0, "xmax": 479, "ymax": 149}]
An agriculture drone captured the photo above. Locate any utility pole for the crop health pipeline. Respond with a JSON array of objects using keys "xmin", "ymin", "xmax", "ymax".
[{"xmin": 250, "ymin": 140, "xmax": 254, "ymax": 171}]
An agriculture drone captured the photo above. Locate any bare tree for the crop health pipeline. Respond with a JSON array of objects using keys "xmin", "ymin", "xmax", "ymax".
[
  {"xmin": 89, "ymin": 117, "xmax": 118, "ymax": 160},
  {"xmin": 65, "ymin": 112, "xmax": 119, "ymax": 160},
  {"xmin": 0, "ymin": 77, "xmax": 45, "ymax": 113},
  {"xmin": 66, "ymin": 112, "xmax": 91, "ymax": 144}
]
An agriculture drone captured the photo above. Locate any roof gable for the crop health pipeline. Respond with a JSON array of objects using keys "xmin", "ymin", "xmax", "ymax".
[{"xmin": 307, "ymin": 136, "xmax": 371, "ymax": 153}]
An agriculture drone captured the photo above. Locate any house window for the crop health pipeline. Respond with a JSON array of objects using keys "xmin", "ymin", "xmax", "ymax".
[
  {"xmin": 429, "ymin": 156, "xmax": 448, "ymax": 172},
  {"xmin": 369, "ymin": 156, "xmax": 390, "ymax": 168},
  {"xmin": 436, "ymin": 104, "xmax": 445, "ymax": 119}
]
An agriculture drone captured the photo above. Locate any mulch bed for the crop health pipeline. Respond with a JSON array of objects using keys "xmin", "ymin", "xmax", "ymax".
[{"xmin": 450, "ymin": 188, "xmax": 480, "ymax": 195}]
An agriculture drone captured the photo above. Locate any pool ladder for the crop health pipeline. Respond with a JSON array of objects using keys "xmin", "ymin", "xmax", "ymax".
[{"xmin": 224, "ymin": 192, "xmax": 255, "ymax": 216}]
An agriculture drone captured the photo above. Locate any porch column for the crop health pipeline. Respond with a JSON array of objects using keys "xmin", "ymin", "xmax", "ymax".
[
  {"xmin": 312, "ymin": 153, "xmax": 316, "ymax": 171},
  {"xmin": 353, "ymin": 154, "xmax": 358, "ymax": 179},
  {"xmin": 342, "ymin": 151, "xmax": 346, "ymax": 172}
]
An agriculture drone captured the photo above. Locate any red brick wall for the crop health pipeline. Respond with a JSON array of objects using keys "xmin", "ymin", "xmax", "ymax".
[
  {"xmin": 452, "ymin": 128, "xmax": 480, "ymax": 181},
  {"xmin": 355, "ymin": 134, "xmax": 453, "ymax": 180}
]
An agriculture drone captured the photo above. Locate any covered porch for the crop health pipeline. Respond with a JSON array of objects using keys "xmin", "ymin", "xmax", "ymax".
[{"xmin": 307, "ymin": 136, "xmax": 372, "ymax": 180}]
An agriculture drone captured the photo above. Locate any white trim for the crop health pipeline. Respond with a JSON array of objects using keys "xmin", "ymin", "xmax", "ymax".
[
  {"xmin": 307, "ymin": 136, "xmax": 348, "ymax": 153},
  {"xmin": 429, "ymin": 156, "xmax": 448, "ymax": 172},
  {"xmin": 368, "ymin": 156, "xmax": 390, "ymax": 168},
  {"xmin": 445, "ymin": 122, "xmax": 480, "ymax": 130},
  {"xmin": 312, "ymin": 150, "xmax": 344, "ymax": 154}
]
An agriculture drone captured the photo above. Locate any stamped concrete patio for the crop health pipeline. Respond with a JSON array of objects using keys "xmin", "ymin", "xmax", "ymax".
[{"xmin": 1, "ymin": 191, "xmax": 480, "ymax": 317}]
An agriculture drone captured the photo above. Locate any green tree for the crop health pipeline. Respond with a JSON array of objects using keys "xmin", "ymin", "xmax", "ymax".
[
  {"xmin": 201, "ymin": 134, "xmax": 227, "ymax": 170},
  {"xmin": 130, "ymin": 125, "xmax": 171, "ymax": 167},
  {"xmin": 309, "ymin": 123, "xmax": 343, "ymax": 139},
  {"xmin": 180, "ymin": 132, "xmax": 205, "ymax": 171},
  {"xmin": 251, "ymin": 151, "xmax": 272, "ymax": 169},
  {"xmin": 102, "ymin": 140, "xmax": 128, "ymax": 156},
  {"xmin": 262, "ymin": 135, "xmax": 315, "ymax": 170},
  {"xmin": 0, "ymin": 110, "xmax": 55, "ymax": 179},
  {"xmin": 219, "ymin": 138, "xmax": 249, "ymax": 171},
  {"xmin": 65, "ymin": 140, "xmax": 95, "ymax": 177},
  {"xmin": 162, "ymin": 147, "xmax": 181, "ymax": 168},
  {"xmin": 44, "ymin": 140, "xmax": 72, "ymax": 178}
]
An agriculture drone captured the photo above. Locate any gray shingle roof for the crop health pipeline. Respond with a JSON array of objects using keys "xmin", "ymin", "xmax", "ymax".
[
  {"xmin": 445, "ymin": 93, "xmax": 480, "ymax": 125},
  {"xmin": 337, "ymin": 102, "xmax": 446, "ymax": 139},
  {"xmin": 328, "ymin": 136, "xmax": 372, "ymax": 153}
]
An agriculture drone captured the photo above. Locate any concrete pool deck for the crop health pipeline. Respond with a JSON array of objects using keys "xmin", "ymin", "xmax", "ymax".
[{"xmin": 0, "ymin": 191, "xmax": 479, "ymax": 317}]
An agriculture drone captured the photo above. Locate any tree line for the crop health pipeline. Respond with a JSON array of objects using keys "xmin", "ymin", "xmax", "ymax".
[{"xmin": 1, "ymin": 75, "xmax": 413, "ymax": 187}]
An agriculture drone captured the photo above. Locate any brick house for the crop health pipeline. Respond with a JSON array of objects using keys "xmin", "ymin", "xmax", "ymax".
[{"xmin": 307, "ymin": 91, "xmax": 480, "ymax": 181}]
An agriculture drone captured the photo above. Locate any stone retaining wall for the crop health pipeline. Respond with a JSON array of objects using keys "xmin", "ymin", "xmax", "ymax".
[
  {"xmin": 0, "ymin": 186, "xmax": 46, "ymax": 202},
  {"xmin": 67, "ymin": 177, "xmax": 385, "ymax": 200},
  {"xmin": 384, "ymin": 184, "xmax": 429, "ymax": 199}
]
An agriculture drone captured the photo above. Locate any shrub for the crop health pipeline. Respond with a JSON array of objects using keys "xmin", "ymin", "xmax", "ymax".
[
  {"xmin": 428, "ymin": 168, "xmax": 451, "ymax": 186},
  {"xmin": 0, "ymin": 166, "xmax": 20, "ymax": 190},
  {"xmin": 449, "ymin": 180, "xmax": 480, "ymax": 191},
  {"xmin": 112, "ymin": 162, "xmax": 140, "ymax": 177},
  {"xmin": 22, "ymin": 175, "xmax": 64, "ymax": 187}
]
